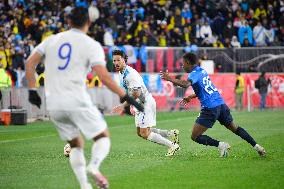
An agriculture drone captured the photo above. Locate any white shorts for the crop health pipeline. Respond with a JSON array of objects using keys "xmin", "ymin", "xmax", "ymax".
[
  {"xmin": 49, "ymin": 106, "xmax": 107, "ymax": 141},
  {"xmin": 135, "ymin": 96, "xmax": 156, "ymax": 128}
]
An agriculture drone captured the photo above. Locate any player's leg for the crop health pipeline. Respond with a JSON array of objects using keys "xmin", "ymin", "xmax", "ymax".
[
  {"xmin": 50, "ymin": 111, "xmax": 91, "ymax": 189},
  {"xmin": 193, "ymin": 107, "xmax": 230, "ymax": 157},
  {"xmin": 219, "ymin": 104, "xmax": 266, "ymax": 156},
  {"xmin": 138, "ymin": 127, "xmax": 173, "ymax": 147},
  {"xmin": 88, "ymin": 130, "xmax": 110, "ymax": 189},
  {"xmin": 191, "ymin": 123, "xmax": 218, "ymax": 147},
  {"xmin": 68, "ymin": 137, "xmax": 92, "ymax": 189},
  {"xmin": 137, "ymin": 127, "xmax": 180, "ymax": 156},
  {"xmin": 150, "ymin": 127, "xmax": 180, "ymax": 144},
  {"xmin": 72, "ymin": 107, "xmax": 110, "ymax": 189}
]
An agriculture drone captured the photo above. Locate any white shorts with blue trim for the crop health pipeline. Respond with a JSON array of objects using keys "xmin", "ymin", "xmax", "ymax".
[
  {"xmin": 135, "ymin": 96, "xmax": 156, "ymax": 128},
  {"xmin": 49, "ymin": 106, "xmax": 107, "ymax": 141}
]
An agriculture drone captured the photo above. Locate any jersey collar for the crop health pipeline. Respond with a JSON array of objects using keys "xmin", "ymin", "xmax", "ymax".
[
  {"xmin": 191, "ymin": 65, "xmax": 199, "ymax": 72},
  {"xmin": 70, "ymin": 28, "xmax": 85, "ymax": 34},
  {"xmin": 120, "ymin": 65, "xmax": 127, "ymax": 75}
]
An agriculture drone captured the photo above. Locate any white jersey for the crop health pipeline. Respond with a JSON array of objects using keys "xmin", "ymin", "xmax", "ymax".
[
  {"xmin": 119, "ymin": 65, "xmax": 151, "ymax": 103},
  {"xmin": 119, "ymin": 66, "xmax": 156, "ymax": 127},
  {"xmin": 34, "ymin": 28, "xmax": 106, "ymax": 110}
]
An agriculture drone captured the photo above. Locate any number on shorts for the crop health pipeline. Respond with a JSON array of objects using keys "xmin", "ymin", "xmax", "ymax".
[{"xmin": 58, "ymin": 43, "xmax": 72, "ymax": 70}]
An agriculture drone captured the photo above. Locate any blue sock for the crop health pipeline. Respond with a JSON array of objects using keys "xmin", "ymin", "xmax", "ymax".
[
  {"xmin": 195, "ymin": 135, "xmax": 219, "ymax": 147},
  {"xmin": 235, "ymin": 127, "xmax": 256, "ymax": 147}
]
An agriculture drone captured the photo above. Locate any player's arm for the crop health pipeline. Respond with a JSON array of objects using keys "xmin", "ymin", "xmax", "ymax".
[
  {"xmin": 180, "ymin": 93, "xmax": 197, "ymax": 106},
  {"xmin": 130, "ymin": 87, "xmax": 142, "ymax": 99},
  {"xmin": 112, "ymin": 87, "xmax": 142, "ymax": 115},
  {"xmin": 26, "ymin": 51, "xmax": 43, "ymax": 108},
  {"xmin": 26, "ymin": 51, "xmax": 42, "ymax": 89},
  {"xmin": 160, "ymin": 71, "xmax": 191, "ymax": 88}
]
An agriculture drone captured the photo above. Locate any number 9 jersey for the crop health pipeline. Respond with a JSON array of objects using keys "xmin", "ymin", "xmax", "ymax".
[
  {"xmin": 33, "ymin": 29, "xmax": 106, "ymax": 111},
  {"xmin": 187, "ymin": 66, "xmax": 224, "ymax": 108}
]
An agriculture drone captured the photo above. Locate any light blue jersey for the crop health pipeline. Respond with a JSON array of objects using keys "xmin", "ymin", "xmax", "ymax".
[{"xmin": 187, "ymin": 66, "xmax": 224, "ymax": 108}]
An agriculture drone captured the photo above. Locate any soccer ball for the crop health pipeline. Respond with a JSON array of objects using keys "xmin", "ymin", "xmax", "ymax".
[{"xmin": 64, "ymin": 143, "xmax": 71, "ymax": 157}]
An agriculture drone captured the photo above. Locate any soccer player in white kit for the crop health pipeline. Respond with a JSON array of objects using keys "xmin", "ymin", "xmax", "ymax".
[
  {"xmin": 112, "ymin": 50, "xmax": 180, "ymax": 156},
  {"xmin": 25, "ymin": 7, "xmax": 143, "ymax": 189}
]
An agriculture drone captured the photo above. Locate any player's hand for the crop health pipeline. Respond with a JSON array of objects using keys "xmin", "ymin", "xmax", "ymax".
[
  {"xmin": 130, "ymin": 105, "xmax": 136, "ymax": 115},
  {"xmin": 28, "ymin": 89, "xmax": 41, "ymax": 108},
  {"xmin": 179, "ymin": 96, "xmax": 192, "ymax": 106},
  {"xmin": 112, "ymin": 105, "xmax": 125, "ymax": 115},
  {"xmin": 159, "ymin": 70, "xmax": 171, "ymax": 81},
  {"xmin": 120, "ymin": 94, "xmax": 144, "ymax": 112}
]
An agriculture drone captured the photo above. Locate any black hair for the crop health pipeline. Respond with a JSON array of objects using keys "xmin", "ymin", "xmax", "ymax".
[
  {"xmin": 68, "ymin": 7, "xmax": 89, "ymax": 28},
  {"xmin": 112, "ymin": 49, "xmax": 128, "ymax": 63},
  {"xmin": 261, "ymin": 71, "xmax": 266, "ymax": 77},
  {"xmin": 182, "ymin": 52, "xmax": 198, "ymax": 65}
]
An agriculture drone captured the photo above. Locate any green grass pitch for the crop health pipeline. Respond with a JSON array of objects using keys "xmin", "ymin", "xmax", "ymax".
[{"xmin": 0, "ymin": 110, "xmax": 283, "ymax": 189}]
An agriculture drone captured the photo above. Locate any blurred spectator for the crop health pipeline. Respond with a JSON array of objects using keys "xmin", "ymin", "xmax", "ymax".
[
  {"xmin": 222, "ymin": 21, "xmax": 235, "ymax": 41},
  {"xmin": 211, "ymin": 12, "xmax": 225, "ymax": 37},
  {"xmin": 242, "ymin": 38, "xmax": 252, "ymax": 47},
  {"xmin": 253, "ymin": 21, "xmax": 267, "ymax": 46},
  {"xmin": 235, "ymin": 71, "xmax": 245, "ymax": 111},
  {"xmin": 213, "ymin": 38, "xmax": 224, "ymax": 48},
  {"xmin": 200, "ymin": 21, "xmax": 212, "ymax": 40},
  {"xmin": 103, "ymin": 28, "xmax": 114, "ymax": 46},
  {"xmin": 0, "ymin": 62, "xmax": 12, "ymax": 108},
  {"xmin": 254, "ymin": 4, "xmax": 267, "ymax": 20},
  {"xmin": 256, "ymin": 72, "xmax": 271, "ymax": 110},
  {"xmin": 15, "ymin": 66, "xmax": 25, "ymax": 87},
  {"xmin": 231, "ymin": 36, "xmax": 241, "ymax": 48},
  {"xmin": 158, "ymin": 31, "xmax": 167, "ymax": 47},
  {"xmin": 238, "ymin": 21, "xmax": 253, "ymax": 45},
  {"xmin": 224, "ymin": 38, "xmax": 232, "ymax": 48}
]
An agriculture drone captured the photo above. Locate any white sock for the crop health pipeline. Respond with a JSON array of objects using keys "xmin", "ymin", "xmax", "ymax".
[
  {"xmin": 88, "ymin": 137, "xmax": 111, "ymax": 174},
  {"xmin": 147, "ymin": 132, "xmax": 174, "ymax": 148},
  {"xmin": 69, "ymin": 147, "xmax": 89, "ymax": 188},
  {"xmin": 150, "ymin": 128, "xmax": 171, "ymax": 138}
]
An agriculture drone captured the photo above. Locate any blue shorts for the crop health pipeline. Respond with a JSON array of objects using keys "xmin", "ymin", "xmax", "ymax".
[{"xmin": 196, "ymin": 104, "xmax": 233, "ymax": 128}]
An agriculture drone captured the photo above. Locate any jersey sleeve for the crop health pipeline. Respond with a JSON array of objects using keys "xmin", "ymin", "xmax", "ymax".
[
  {"xmin": 187, "ymin": 71, "xmax": 199, "ymax": 84},
  {"xmin": 89, "ymin": 41, "xmax": 106, "ymax": 66},
  {"xmin": 33, "ymin": 35, "xmax": 54, "ymax": 56}
]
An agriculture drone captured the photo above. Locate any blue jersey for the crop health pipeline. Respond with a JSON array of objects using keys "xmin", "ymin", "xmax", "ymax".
[{"xmin": 187, "ymin": 66, "xmax": 224, "ymax": 108}]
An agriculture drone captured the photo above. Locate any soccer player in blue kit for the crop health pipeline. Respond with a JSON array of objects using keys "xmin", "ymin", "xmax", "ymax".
[{"xmin": 160, "ymin": 52, "xmax": 266, "ymax": 157}]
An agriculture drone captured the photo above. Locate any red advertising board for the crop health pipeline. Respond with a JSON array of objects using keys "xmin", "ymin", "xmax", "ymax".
[{"xmin": 152, "ymin": 73, "xmax": 284, "ymax": 110}]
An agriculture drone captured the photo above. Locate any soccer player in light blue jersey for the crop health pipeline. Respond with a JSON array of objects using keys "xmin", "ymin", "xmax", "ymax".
[{"xmin": 160, "ymin": 52, "xmax": 266, "ymax": 157}]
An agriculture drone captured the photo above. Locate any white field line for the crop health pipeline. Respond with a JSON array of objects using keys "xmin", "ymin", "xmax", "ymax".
[
  {"xmin": 0, "ymin": 134, "xmax": 57, "ymax": 144},
  {"xmin": 0, "ymin": 117, "xmax": 283, "ymax": 144}
]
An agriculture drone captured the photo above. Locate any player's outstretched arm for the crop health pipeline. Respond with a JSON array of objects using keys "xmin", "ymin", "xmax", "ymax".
[
  {"xmin": 93, "ymin": 65, "xmax": 144, "ymax": 112},
  {"xmin": 159, "ymin": 71, "xmax": 191, "ymax": 88},
  {"xmin": 180, "ymin": 94, "xmax": 197, "ymax": 106}
]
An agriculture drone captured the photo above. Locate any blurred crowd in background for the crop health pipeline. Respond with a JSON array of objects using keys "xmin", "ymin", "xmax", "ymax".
[{"xmin": 0, "ymin": 0, "xmax": 284, "ymax": 87}]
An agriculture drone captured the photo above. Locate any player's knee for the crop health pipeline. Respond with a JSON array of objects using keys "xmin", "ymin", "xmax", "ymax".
[
  {"xmin": 69, "ymin": 137, "xmax": 84, "ymax": 148},
  {"xmin": 93, "ymin": 129, "xmax": 110, "ymax": 141},
  {"xmin": 139, "ymin": 130, "xmax": 150, "ymax": 139},
  {"xmin": 225, "ymin": 122, "xmax": 238, "ymax": 133}
]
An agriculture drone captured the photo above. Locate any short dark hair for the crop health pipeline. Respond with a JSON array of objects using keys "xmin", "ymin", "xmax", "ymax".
[
  {"xmin": 112, "ymin": 49, "xmax": 128, "ymax": 63},
  {"xmin": 183, "ymin": 52, "xmax": 198, "ymax": 65},
  {"xmin": 261, "ymin": 71, "xmax": 266, "ymax": 77},
  {"xmin": 68, "ymin": 7, "xmax": 89, "ymax": 28}
]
